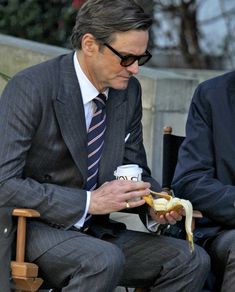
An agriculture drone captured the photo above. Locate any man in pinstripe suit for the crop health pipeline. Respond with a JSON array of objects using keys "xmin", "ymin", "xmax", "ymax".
[{"xmin": 0, "ymin": 0, "xmax": 210, "ymax": 291}]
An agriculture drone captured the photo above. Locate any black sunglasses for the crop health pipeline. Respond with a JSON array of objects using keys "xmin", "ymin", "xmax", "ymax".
[{"xmin": 104, "ymin": 43, "xmax": 152, "ymax": 67}]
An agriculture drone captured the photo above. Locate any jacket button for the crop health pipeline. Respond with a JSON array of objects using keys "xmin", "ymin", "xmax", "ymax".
[{"xmin": 4, "ymin": 228, "xmax": 8, "ymax": 234}]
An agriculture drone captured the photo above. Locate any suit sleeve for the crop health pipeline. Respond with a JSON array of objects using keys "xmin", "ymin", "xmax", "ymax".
[
  {"xmin": 172, "ymin": 83, "xmax": 235, "ymax": 227},
  {"xmin": 0, "ymin": 74, "xmax": 87, "ymax": 229}
]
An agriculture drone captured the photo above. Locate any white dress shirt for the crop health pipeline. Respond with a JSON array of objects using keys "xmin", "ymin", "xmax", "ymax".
[{"xmin": 73, "ymin": 52, "xmax": 108, "ymax": 228}]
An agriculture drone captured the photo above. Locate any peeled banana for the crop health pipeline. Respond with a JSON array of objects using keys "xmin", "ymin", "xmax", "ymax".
[{"xmin": 143, "ymin": 191, "xmax": 194, "ymax": 252}]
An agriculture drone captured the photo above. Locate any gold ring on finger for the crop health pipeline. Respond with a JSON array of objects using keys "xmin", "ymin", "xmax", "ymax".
[{"xmin": 126, "ymin": 202, "xmax": 130, "ymax": 209}]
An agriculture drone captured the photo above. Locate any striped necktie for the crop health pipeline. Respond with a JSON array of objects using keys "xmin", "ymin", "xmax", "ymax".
[{"xmin": 85, "ymin": 93, "xmax": 106, "ymax": 191}]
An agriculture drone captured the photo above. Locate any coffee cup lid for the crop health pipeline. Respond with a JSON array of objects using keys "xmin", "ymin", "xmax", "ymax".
[{"xmin": 114, "ymin": 164, "xmax": 142, "ymax": 176}]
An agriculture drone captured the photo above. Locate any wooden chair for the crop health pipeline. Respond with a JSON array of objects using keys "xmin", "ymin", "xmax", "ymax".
[
  {"xmin": 162, "ymin": 126, "xmax": 185, "ymax": 193},
  {"xmin": 162, "ymin": 126, "xmax": 218, "ymax": 291},
  {"xmin": 162, "ymin": 126, "xmax": 203, "ymax": 229}
]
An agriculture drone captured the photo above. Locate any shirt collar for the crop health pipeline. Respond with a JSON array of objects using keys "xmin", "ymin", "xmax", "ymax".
[{"xmin": 73, "ymin": 52, "xmax": 108, "ymax": 105}]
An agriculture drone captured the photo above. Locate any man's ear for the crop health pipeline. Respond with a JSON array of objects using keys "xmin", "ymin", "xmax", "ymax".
[{"xmin": 81, "ymin": 33, "xmax": 99, "ymax": 56}]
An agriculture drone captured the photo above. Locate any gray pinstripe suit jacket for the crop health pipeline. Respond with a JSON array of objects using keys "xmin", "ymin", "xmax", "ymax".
[{"xmin": 0, "ymin": 52, "xmax": 161, "ymax": 265}]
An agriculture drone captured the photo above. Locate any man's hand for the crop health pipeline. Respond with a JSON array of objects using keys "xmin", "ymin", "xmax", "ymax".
[
  {"xmin": 89, "ymin": 180, "xmax": 150, "ymax": 214},
  {"xmin": 149, "ymin": 206, "xmax": 184, "ymax": 225}
]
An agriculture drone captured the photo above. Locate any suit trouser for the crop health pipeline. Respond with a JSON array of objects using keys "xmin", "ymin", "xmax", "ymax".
[
  {"xmin": 205, "ymin": 229, "xmax": 235, "ymax": 292},
  {"xmin": 29, "ymin": 227, "xmax": 210, "ymax": 292}
]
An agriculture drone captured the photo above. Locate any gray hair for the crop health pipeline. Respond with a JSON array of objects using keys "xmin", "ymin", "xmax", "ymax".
[{"xmin": 71, "ymin": 0, "xmax": 152, "ymax": 50}]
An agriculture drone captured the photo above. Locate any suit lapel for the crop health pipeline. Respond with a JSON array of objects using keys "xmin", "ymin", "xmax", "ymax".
[
  {"xmin": 53, "ymin": 53, "xmax": 88, "ymax": 183},
  {"xmin": 53, "ymin": 53, "xmax": 128, "ymax": 185},
  {"xmin": 98, "ymin": 89, "xmax": 127, "ymax": 183}
]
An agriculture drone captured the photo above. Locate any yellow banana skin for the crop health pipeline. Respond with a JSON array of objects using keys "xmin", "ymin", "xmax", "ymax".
[{"xmin": 143, "ymin": 192, "xmax": 194, "ymax": 252}]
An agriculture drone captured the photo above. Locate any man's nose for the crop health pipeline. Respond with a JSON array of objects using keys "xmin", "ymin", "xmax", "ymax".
[{"xmin": 126, "ymin": 61, "xmax": 139, "ymax": 75}]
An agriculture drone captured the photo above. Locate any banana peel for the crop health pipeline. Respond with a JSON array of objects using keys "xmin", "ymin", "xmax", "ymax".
[{"xmin": 143, "ymin": 191, "xmax": 194, "ymax": 252}]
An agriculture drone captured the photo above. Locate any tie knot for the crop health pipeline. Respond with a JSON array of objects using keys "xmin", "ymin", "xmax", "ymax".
[{"xmin": 94, "ymin": 93, "xmax": 106, "ymax": 110}]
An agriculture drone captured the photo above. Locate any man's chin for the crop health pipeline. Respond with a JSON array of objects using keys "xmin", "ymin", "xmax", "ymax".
[{"xmin": 112, "ymin": 80, "xmax": 129, "ymax": 90}]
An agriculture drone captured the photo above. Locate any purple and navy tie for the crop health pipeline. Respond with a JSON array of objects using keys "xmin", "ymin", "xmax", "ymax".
[{"xmin": 86, "ymin": 93, "xmax": 107, "ymax": 191}]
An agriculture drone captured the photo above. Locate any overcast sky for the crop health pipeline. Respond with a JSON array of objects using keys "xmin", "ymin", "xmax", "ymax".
[{"xmin": 198, "ymin": 0, "xmax": 235, "ymax": 54}]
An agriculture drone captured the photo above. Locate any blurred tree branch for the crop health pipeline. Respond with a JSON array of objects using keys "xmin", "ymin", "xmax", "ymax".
[{"xmin": 154, "ymin": 0, "xmax": 207, "ymax": 68}]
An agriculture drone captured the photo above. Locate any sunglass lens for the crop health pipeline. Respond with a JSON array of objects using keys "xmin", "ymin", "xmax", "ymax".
[
  {"xmin": 138, "ymin": 55, "xmax": 152, "ymax": 66},
  {"xmin": 121, "ymin": 56, "xmax": 137, "ymax": 67},
  {"xmin": 120, "ymin": 53, "xmax": 152, "ymax": 67}
]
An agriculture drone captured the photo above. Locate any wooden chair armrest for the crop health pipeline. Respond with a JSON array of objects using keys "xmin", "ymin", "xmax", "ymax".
[
  {"xmin": 11, "ymin": 208, "xmax": 43, "ymax": 291},
  {"xmin": 193, "ymin": 210, "xmax": 203, "ymax": 218},
  {"xmin": 191, "ymin": 210, "xmax": 203, "ymax": 232},
  {"xmin": 12, "ymin": 208, "xmax": 40, "ymax": 263},
  {"xmin": 12, "ymin": 208, "xmax": 40, "ymax": 218}
]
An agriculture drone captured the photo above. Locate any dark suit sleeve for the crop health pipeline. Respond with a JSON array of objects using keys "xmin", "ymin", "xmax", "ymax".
[
  {"xmin": 172, "ymin": 82, "xmax": 235, "ymax": 226},
  {"xmin": 0, "ymin": 74, "xmax": 87, "ymax": 229}
]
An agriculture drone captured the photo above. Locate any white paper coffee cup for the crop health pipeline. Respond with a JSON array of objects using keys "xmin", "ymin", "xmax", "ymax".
[
  {"xmin": 114, "ymin": 164, "xmax": 143, "ymax": 202},
  {"xmin": 114, "ymin": 164, "xmax": 142, "ymax": 181}
]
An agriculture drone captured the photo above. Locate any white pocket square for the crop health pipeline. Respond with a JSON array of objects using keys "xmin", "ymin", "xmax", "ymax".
[{"xmin": 125, "ymin": 133, "xmax": 130, "ymax": 142}]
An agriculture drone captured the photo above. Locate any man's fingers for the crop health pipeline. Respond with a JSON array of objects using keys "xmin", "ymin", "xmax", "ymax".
[{"xmin": 113, "ymin": 179, "xmax": 151, "ymax": 191}]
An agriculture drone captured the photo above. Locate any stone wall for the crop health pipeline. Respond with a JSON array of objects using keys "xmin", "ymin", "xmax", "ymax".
[{"xmin": 0, "ymin": 34, "xmax": 224, "ymax": 184}]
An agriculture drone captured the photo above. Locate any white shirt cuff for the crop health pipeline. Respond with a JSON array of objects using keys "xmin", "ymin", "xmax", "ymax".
[
  {"xmin": 146, "ymin": 214, "xmax": 161, "ymax": 233},
  {"xmin": 74, "ymin": 191, "xmax": 91, "ymax": 228}
]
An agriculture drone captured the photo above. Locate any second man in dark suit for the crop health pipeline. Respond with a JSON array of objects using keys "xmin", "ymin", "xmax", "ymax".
[{"xmin": 173, "ymin": 71, "xmax": 235, "ymax": 291}]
